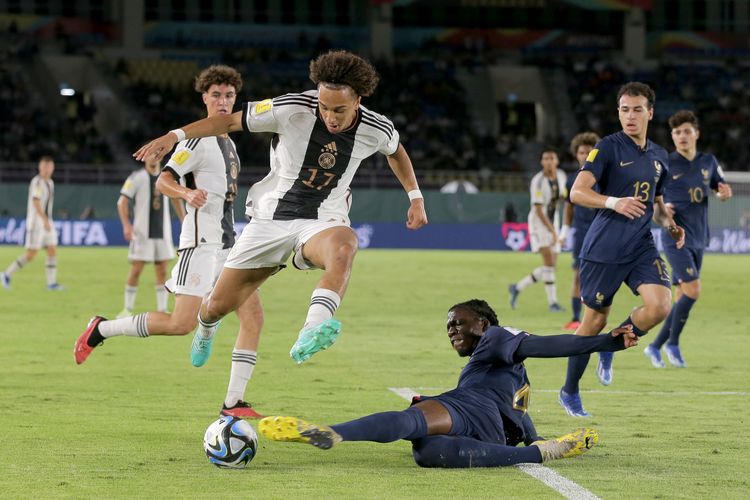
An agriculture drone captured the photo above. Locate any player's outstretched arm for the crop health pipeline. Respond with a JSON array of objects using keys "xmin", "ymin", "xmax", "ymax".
[
  {"xmin": 514, "ymin": 325, "xmax": 637, "ymax": 360},
  {"xmin": 133, "ymin": 111, "xmax": 244, "ymax": 163},
  {"xmin": 386, "ymin": 144, "xmax": 428, "ymax": 230}
]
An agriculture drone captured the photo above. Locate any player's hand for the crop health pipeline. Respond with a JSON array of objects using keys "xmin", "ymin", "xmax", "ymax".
[
  {"xmin": 123, "ymin": 225, "xmax": 133, "ymax": 242},
  {"xmin": 609, "ymin": 324, "xmax": 638, "ymax": 348},
  {"xmin": 667, "ymin": 224, "xmax": 685, "ymax": 249},
  {"xmin": 406, "ymin": 199, "xmax": 428, "ymax": 230},
  {"xmin": 185, "ymin": 189, "xmax": 209, "ymax": 209},
  {"xmin": 663, "ymin": 202, "xmax": 675, "ymax": 218},
  {"xmin": 557, "ymin": 225, "xmax": 569, "ymax": 246},
  {"xmin": 614, "ymin": 196, "xmax": 646, "ymax": 219},
  {"xmin": 133, "ymin": 132, "xmax": 179, "ymax": 163},
  {"xmin": 716, "ymin": 182, "xmax": 733, "ymax": 201}
]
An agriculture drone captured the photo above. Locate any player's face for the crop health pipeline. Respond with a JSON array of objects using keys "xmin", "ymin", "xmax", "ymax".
[
  {"xmin": 144, "ymin": 159, "xmax": 160, "ymax": 174},
  {"xmin": 575, "ymin": 145, "xmax": 593, "ymax": 167},
  {"xmin": 202, "ymin": 84, "xmax": 237, "ymax": 118},
  {"xmin": 540, "ymin": 152, "xmax": 558, "ymax": 175},
  {"xmin": 318, "ymin": 84, "xmax": 361, "ymax": 134},
  {"xmin": 618, "ymin": 94, "xmax": 653, "ymax": 139},
  {"xmin": 446, "ymin": 307, "xmax": 485, "ymax": 357},
  {"xmin": 38, "ymin": 159, "xmax": 54, "ymax": 179},
  {"xmin": 671, "ymin": 122, "xmax": 699, "ymax": 154}
]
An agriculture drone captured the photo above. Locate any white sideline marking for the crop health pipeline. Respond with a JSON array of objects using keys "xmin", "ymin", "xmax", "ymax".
[
  {"xmin": 411, "ymin": 387, "xmax": 750, "ymax": 397},
  {"xmin": 388, "ymin": 387, "xmax": 601, "ymax": 500}
]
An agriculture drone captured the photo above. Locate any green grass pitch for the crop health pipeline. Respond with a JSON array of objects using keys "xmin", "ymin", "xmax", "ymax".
[{"xmin": 1, "ymin": 246, "xmax": 748, "ymax": 498}]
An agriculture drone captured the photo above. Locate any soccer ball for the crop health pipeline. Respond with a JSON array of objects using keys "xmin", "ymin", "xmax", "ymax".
[{"xmin": 203, "ymin": 416, "xmax": 258, "ymax": 468}]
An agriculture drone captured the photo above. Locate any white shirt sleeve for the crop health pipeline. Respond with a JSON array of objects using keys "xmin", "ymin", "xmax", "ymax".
[
  {"xmin": 242, "ymin": 99, "xmax": 280, "ymax": 133},
  {"xmin": 120, "ymin": 170, "xmax": 141, "ymax": 198},
  {"xmin": 165, "ymin": 140, "xmax": 205, "ymax": 179}
]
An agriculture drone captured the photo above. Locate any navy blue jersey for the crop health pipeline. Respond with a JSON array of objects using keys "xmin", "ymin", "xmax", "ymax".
[
  {"xmin": 454, "ymin": 326, "xmax": 531, "ymax": 438},
  {"xmin": 662, "ymin": 151, "xmax": 724, "ymax": 250},
  {"xmin": 565, "ymin": 170, "xmax": 597, "ymax": 233},
  {"xmin": 580, "ymin": 131, "xmax": 669, "ymax": 264}
]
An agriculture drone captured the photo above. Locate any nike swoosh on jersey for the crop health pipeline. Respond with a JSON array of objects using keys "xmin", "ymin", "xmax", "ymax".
[
  {"xmin": 672, "ymin": 173, "xmax": 684, "ymax": 180},
  {"xmin": 619, "ymin": 161, "xmax": 634, "ymax": 167}
]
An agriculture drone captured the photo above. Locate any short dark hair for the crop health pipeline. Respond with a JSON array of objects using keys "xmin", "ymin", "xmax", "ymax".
[
  {"xmin": 668, "ymin": 109, "xmax": 699, "ymax": 130},
  {"xmin": 540, "ymin": 147, "xmax": 558, "ymax": 160},
  {"xmin": 38, "ymin": 155, "xmax": 54, "ymax": 164},
  {"xmin": 309, "ymin": 50, "xmax": 380, "ymax": 97},
  {"xmin": 570, "ymin": 132, "xmax": 600, "ymax": 156},
  {"xmin": 617, "ymin": 81, "xmax": 655, "ymax": 109},
  {"xmin": 194, "ymin": 65, "xmax": 243, "ymax": 93},
  {"xmin": 449, "ymin": 299, "xmax": 499, "ymax": 326}
]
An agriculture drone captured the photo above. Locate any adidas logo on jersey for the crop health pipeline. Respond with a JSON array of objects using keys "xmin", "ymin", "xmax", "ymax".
[
  {"xmin": 318, "ymin": 141, "xmax": 338, "ymax": 169},
  {"xmin": 322, "ymin": 142, "xmax": 338, "ymax": 155}
]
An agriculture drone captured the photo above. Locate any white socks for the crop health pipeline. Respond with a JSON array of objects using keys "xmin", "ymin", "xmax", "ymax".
[
  {"xmin": 45, "ymin": 257, "xmax": 57, "ymax": 285},
  {"xmin": 98, "ymin": 313, "xmax": 150, "ymax": 338},
  {"xmin": 542, "ymin": 266, "xmax": 558, "ymax": 306},
  {"xmin": 197, "ymin": 314, "xmax": 220, "ymax": 339},
  {"xmin": 124, "ymin": 285, "xmax": 138, "ymax": 311},
  {"xmin": 224, "ymin": 349, "xmax": 257, "ymax": 408},
  {"xmin": 5, "ymin": 254, "xmax": 28, "ymax": 277},
  {"xmin": 516, "ymin": 266, "xmax": 545, "ymax": 292},
  {"xmin": 304, "ymin": 288, "xmax": 341, "ymax": 328},
  {"xmin": 155, "ymin": 285, "xmax": 168, "ymax": 312}
]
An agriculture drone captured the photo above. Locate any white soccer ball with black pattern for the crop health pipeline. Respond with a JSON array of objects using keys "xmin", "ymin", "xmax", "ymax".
[{"xmin": 203, "ymin": 416, "xmax": 258, "ymax": 468}]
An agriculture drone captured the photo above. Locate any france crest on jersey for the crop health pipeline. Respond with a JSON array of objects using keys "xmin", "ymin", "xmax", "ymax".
[
  {"xmin": 579, "ymin": 131, "xmax": 669, "ymax": 264},
  {"xmin": 663, "ymin": 151, "xmax": 725, "ymax": 249}
]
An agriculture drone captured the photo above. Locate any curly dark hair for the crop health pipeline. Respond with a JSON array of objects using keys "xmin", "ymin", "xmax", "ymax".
[
  {"xmin": 570, "ymin": 132, "xmax": 600, "ymax": 156},
  {"xmin": 449, "ymin": 299, "xmax": 499, "ymax": 326},
  {"xmin": 668, "ymin": 109, "xmax": 699, "ymax": 130},
  {"xmin": 309, "ymin": 50, "xmax": 379, "ymax": 97},
  {"xmin": 617, "ymin": 81, "xmax": 655, "ymax": 109},
  {"xmin": 194, "ymin": 65, "xmax": 243, "ymax": 94}
]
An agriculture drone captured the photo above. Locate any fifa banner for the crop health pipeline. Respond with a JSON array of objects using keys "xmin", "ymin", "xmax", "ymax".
[{"xmin": 1, "ymin": 218, "xmax": 750, "ymax": 253}]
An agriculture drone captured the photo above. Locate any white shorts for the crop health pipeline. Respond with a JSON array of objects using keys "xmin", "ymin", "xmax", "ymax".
[
  {"xmin": 25, "ymin": 224, "xmax": 58, "ymax": 250},
  {"xmin": 165, "ymin": 244, "xmax": 227, "ymax": 297},
  {"xmin": 529, "ymin": 225, "xmax": 560, "ymax": 253},
  {"xmin": 225, "ymin": 218, "xmax": 350, "ymax": 270},
  {"xmin": 128, "ymin": 236, "xmax": 174, "ymax": 263}
]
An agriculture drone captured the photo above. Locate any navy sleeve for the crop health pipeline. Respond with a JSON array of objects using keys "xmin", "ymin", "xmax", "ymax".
[
  {"xmin": 709, "ymin": 155, "xmax": 724, "ymax": 189},
  {"xmin": 471, "ymin": 327, "xmax": 529, "ymax": 366},
  {"xmin": 655, "ymin": 150, "xmax": 669, "ymax": 197},
  {"xmin": 581, "ymin": 139, "xmax": 611, "ymax": 184},
  {"xmin": 514, "ymin": 332, "xmax": 625, "ymax": 362}
]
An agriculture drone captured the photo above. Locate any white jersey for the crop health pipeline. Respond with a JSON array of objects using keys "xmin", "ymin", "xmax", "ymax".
[
  {"xmin": 527, "ymin": 170, "xmax": 567, "ymax": 231},
  {"xmin": 240, "ymin": 90, "xmax": 400, "ymax": 221},
  {"xmin": 26, "ymin": 175, "xmax": 54, "ymax": 230},
  {"xmin": 120, "ymin": 168, "xmax": 173, "ymax": 242},
  {"xmin": 164, "ymin": 136, "xmax": 240, "ymax": 250}
]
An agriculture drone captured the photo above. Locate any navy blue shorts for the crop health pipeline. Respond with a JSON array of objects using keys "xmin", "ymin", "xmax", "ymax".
[
  {"xmin": 579, "ymin": 249, "xmax": 671, "ymax": 309},
  {"xmin": 663, "ymin": 245, "xmax": 703, "ymax": 285},
  {"xmin": 418, "ymin": 389, "xmax": 507, "ymax": 445}
]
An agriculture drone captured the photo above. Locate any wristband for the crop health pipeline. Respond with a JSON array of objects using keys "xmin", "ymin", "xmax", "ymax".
[
  {"xmin": 407, "ymin": 189, "xmax": 423, "ymax": 201},
  {"xmin": 170, "ymin": 128, "xmax": 186, "ymax": 142},
  {"xmin": 604, "ymin": 196, "xmax": 620, "ymax": 210}
]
